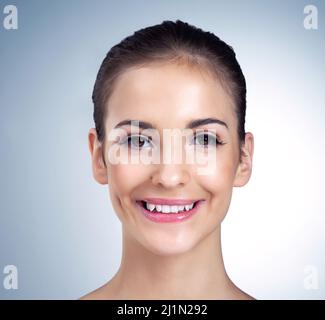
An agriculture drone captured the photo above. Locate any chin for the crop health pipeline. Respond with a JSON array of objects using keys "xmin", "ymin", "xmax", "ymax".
[{"xmin": 139, "ymin": 232, "xmax": 201, "ymax": 257}]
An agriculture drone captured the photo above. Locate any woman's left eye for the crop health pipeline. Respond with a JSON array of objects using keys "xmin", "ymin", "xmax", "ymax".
[{"xmin": 192, "ymin": 133, "xmax": 223, "ymax": 147}]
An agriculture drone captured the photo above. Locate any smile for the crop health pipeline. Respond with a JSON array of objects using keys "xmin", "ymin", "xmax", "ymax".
[
  {"xmin": 135, "ymin": 198, "xmax": 204, "ymax": 223},
  {"xmin": 140, "ymin": 200, "xmax": 197, "ymax": 213}
]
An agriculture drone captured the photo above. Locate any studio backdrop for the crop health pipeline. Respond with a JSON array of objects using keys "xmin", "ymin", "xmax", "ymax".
[{"xmin": 0, "ymin": 0, "xmax": 324, "ymax": 299}]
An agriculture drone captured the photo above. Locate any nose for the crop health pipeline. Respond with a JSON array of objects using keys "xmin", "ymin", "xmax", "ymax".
[{"xmin": 151, "ymin": 163, "xmax": 191, "ymax": 188}]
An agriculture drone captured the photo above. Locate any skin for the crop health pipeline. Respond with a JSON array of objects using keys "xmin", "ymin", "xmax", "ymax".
[{"xmin": 82, "ymin": 61, "xmax": 254, "ymax": 300}]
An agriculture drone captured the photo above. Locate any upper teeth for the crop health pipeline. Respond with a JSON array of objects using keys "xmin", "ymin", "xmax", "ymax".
[{"xmin": 145, "ymin": 202, "xmax": 195, "ymax": 213}]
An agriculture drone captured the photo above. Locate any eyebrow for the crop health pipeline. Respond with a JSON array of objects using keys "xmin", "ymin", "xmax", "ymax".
[{"xmin": 114, "ymin": 117, "xmax": 228, "ymax": 130}]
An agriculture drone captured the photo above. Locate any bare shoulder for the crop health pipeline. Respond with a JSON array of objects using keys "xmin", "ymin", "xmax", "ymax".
[
  {"xmin": 79, "ymin": 283, "xmax": 117, "ymax": 300},
  {"xmin": 229, "ymin": 285, "xmax": 255, "ymax": 300},
  {"xmin": 220, "ymin": 278, "xmax": 255, "ymax": 300},
  {"xmin": 234, "ymin": 290, "xmax": 255, "ymax": 300}
]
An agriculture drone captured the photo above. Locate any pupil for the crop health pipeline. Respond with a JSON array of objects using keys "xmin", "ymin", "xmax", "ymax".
[
  {"xmin": 133, "ymin": 136, "xmax": 144, "ymax": 147},
  {"xmin": 204, "ymin": 135, "xmax": 208, "ymax": 144},
  {"xmin": 198, "ymin": 134, "xmax": 209, "ymax": 145},
  {"xmin": 138, "ymin": 137, "xmax": 144, "ymax": 147}
]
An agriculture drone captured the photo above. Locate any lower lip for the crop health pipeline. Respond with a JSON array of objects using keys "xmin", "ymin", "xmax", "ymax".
[{"xmin": 136, "ymin": 200, "xmax": 204, "ymax": 223}]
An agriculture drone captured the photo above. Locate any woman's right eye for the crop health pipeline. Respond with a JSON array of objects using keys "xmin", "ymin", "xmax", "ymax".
[{"xmin": 120, "ymin": 135, "xmax": 153, "ymax": 149}]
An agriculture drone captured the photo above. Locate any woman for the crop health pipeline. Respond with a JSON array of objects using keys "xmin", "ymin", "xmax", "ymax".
[{"xmin": 83, "ymin": 20, "xmax": 254, "ymax": 300}]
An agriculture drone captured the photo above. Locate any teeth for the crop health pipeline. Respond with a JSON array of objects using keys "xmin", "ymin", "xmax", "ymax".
[
  {"xmin": 162, "ymin": 205, "xmax": 170, "ymax": 213},
  {"xmin": 144, "ymin": 201, "xmax": 196, "ymax": 213}
]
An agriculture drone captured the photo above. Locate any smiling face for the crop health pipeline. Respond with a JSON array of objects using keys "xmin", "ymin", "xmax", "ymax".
[{"xmin": 88, "ymin": 62, "xmax": 254, "ymax": 256}]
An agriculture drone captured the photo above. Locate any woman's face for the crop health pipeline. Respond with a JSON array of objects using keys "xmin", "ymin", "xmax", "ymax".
[{"xmin": 89, "ymin": 62, "xmax": 253, "ymax": 256}]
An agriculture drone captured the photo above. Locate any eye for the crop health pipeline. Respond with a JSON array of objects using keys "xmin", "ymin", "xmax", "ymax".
[
  {"xmin": 192, "ymin": 132, "xmax": 224, "ymax": 147},
  {"xmin": 119, "ymin": 134, "xmax": 153, "ymax": 149}
]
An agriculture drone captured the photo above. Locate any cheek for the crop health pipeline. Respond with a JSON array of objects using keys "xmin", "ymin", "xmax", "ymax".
[
  {"xmin": 199, "ymin": 150, "xmax": 236, "ymax": 190},
  {"xmin": 107, "ymin": 164, "xmax": 150, "ymax": 222},
  {"xmin": 199, "ymin": 169, "xmax": 233, "ymax": 202},
  {"xmin": 108, "ymin": 164, "xmax": 148, "ymax": 196},
  {"xmin": 196, "ymin": 150, "xmax": 237, "ymax": 218}
]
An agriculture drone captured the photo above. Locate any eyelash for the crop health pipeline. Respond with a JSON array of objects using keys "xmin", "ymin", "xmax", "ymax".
[
  {"xmin": 118, "ymin": 133, "xmax": 225, "ymax": 149},
  {"xmin": 118, "ymin": 135, "xmax": 153, "ymax": 149},
  {"xmin": 191, "ymin": 132, "xmax": 226, "ymax": 147}
]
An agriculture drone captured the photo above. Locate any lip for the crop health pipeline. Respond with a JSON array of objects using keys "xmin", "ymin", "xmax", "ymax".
[{"xmin": 136, "ymin": 199, "xmax": 204, "ymax": 223}]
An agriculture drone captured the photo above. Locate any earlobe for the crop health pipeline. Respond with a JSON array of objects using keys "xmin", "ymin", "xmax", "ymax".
[
  {"xmin": 88, "ymin": 128, "xmax": 108, "ymax": 185},
  {"xmin": 233, "ymin": 132, "xmax": 254, "ymax": 187}
]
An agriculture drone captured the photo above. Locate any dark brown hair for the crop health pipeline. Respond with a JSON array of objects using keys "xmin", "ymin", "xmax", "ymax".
[{"xmin": 92, "ymin": 19, "xmax": 246, "ymax": 145}]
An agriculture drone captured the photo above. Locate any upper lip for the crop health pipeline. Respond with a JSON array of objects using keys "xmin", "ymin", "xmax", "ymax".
[{"xmin": 139, "ymin": 198, "xmax": 201, "ymax": 205}]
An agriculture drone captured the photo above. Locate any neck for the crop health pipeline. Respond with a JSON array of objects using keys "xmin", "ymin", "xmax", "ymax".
[{"xmin": 109, "ymin": 226, "xmax": 234, "ymax": 299}]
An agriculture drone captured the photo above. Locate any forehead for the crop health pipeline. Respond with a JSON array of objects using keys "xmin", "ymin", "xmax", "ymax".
[{"xmin": 106, "ymin": 63, "xmax": 236, "ymax": 129}]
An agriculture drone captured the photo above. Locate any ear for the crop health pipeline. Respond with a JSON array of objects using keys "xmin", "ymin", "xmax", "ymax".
[
  {"xmin": 88, "ymin": 128, "xmax": 108, "ymax": 185},
  {"xmin": 233, "ymin": 132, "xmax": 254, "ymax": 187}
]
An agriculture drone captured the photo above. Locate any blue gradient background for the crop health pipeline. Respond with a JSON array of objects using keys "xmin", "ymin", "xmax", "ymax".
[{"xmin": 0, "ymin": 0, "xmax": 324, "ymax": 299}]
